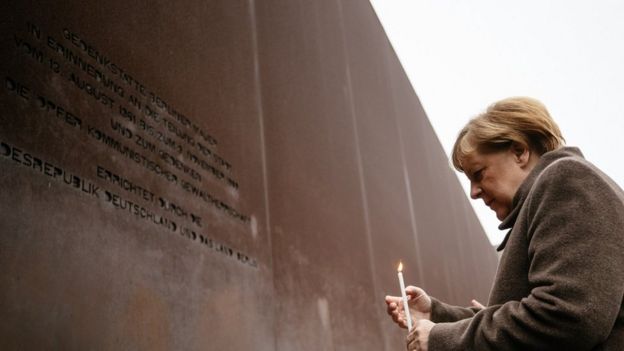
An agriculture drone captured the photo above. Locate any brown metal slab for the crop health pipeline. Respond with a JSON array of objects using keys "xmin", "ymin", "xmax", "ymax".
[{"xmin": 1, "ymin": 1, "xmax": 498, "ymax": 350}]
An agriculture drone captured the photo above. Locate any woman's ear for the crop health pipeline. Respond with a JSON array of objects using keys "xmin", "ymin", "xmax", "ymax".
[{"xmin": 510, "ymin": 142, "xmax": 530, "ymax": 166}]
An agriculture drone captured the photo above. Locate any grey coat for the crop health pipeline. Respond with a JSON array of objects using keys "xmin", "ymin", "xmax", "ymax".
[{"xmin": 429, "ymin": 147, "xmax": 624, "ymax": 350}]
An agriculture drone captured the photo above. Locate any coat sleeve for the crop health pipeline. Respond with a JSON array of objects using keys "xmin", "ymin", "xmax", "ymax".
[
  {"xmin": 429, "ymin": 159, "xmax": 624, "ymax": 350},
  {"xmin": 429, "ymin": 297, "xmax": 479, "ymax": 323}
]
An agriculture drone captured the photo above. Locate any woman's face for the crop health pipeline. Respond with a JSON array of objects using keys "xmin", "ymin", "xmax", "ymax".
[{"xmin": 463, "ymin": 146, "xmax": 535, "ymax": 220}]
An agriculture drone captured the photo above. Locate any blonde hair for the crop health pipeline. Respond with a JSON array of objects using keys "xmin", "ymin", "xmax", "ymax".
[{"xmin": 452, "ymin": 97, "xmax": 565, "ymax": 172}]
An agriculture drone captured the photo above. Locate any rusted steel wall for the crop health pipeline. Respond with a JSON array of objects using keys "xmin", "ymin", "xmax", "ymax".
[{"xmin": 0, "ymin": 1, "xmax": 498, "ymax": 350}]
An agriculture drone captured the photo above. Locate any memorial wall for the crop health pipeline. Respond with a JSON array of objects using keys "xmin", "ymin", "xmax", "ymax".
[{"xmin": 0, "ymin": 1, "xmax": 499, "ymax": 350}]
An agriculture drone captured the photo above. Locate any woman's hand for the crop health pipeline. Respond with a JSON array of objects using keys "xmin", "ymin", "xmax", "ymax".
[
  {"xmin": 385, "ymin": 286, "xmax": 432, "ymax": 329},
  {"xmin": 406, "ymin": 319, "xmax": 435, "ymax": 351},
  {"xmin": 471, "ymin": 299, "xmax": 486, "ymax": 310}
]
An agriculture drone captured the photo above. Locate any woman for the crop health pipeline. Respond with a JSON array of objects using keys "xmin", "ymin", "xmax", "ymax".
[{"xmin": 385, "ymin": 97, "xmax": 624, "ymax": 350}]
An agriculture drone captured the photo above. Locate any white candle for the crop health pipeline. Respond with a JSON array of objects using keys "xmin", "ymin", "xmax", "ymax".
[{"xmin": 397, "ymin": 261, "xmax": 413, "ymax": 331}]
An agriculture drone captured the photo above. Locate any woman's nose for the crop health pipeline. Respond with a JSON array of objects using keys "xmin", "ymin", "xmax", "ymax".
[{"xmin": 470, "ymin": 182, "xmax": 482, "ymax": 199}]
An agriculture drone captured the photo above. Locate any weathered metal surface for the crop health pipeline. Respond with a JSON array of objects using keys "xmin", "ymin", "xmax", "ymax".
[{"xmin": 0, "ymin": 1, "xmax": 498, "ymax": 350}]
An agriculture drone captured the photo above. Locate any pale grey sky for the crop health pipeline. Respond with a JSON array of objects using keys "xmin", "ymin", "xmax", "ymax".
[{"xmin": 370, "ymin": 0, "xmax": 624, "ymax": 245}]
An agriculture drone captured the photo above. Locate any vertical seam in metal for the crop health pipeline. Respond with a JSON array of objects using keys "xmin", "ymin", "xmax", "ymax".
[
  {"xmin": 336, "ymin": 1, "xmax": 388, "ymax": 350},
  {"xmin": 384, "ymin": 55, "xmax": 427, "ymax": 288},
  {"xmin": 248, "ymin": 1, "xmax": 277, "ymax": 350}
]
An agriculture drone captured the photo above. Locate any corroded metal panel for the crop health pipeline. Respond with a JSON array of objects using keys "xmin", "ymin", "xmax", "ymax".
[
  {"xmin": 1, "ymin": 1, "xmax": 273, "ymax": 350},
  {"xmin": 0, "ymin": 1, "xmax": 498, "ymax": 350}
]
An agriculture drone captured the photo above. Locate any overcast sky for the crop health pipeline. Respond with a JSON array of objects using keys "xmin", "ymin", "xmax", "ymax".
[{"xmin": 369, "ymin": 0, "xmax": 624, "ymax": 245}]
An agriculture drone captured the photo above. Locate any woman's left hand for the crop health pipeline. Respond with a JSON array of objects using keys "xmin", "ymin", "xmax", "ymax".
[{"xmin": 406, "ymin": 319, "xmax": 435, "ymax": 351}]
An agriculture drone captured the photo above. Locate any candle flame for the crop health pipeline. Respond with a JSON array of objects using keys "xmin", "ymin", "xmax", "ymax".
[{"xmin": 397, "ymin": 261, "xmax": 403, "ymax": 272}]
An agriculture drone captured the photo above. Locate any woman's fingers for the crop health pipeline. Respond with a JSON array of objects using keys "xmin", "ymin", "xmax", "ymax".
[
  {"xmin": 470, "ymin": 299, "xmax": 486, "ymax": 310},
  {"xmin": 385, "ymin": 296, "xmax": 410, "ymax": 328}
]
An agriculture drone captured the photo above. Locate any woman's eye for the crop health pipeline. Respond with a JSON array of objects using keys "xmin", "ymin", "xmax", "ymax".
[{"xmin": 474, "ymin": 169, "xmax": 483, "ymax": 180}]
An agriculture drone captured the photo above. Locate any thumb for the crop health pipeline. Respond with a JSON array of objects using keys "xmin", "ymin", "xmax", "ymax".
[{"xmin": 405, "ymin": 285, "xmax": 425, "ymax": 298}]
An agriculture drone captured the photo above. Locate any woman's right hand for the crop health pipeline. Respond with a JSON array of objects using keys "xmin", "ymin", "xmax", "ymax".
[{"xmin": 385, "ymin": 286, "xmax": 432, "ymax": 329}]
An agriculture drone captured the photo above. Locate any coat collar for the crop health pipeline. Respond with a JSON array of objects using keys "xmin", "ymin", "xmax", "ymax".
[{"xmin": 496, "ymin": 146, "xmax": 584, "ymax": 251}]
